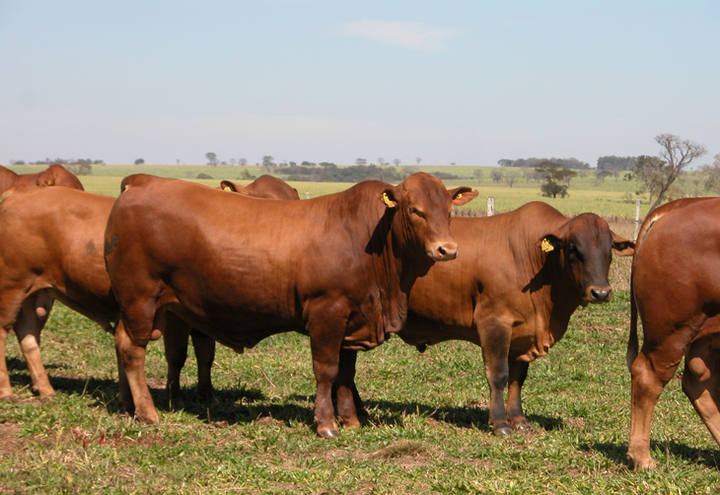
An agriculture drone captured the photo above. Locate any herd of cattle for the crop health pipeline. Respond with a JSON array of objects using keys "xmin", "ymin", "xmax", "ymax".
[{"xmin": 0, "ymin": 164, "xmax": 718, "ymax": 471}]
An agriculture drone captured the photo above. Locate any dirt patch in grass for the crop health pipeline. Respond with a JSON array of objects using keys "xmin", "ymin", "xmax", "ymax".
[{"xmin": 0, "ymin": 423, "xmax": 21, "ymax": 456}]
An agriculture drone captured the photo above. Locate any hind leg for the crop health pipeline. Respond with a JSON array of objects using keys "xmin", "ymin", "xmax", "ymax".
[
  {"xmin": 163, "ymin": 312, "xmax": 189, "ymax": 409},
  {"xmin": 190, "ymin": 329, "xmax": 216, "ymax": 404},
  {"xmin": 13, "ymin": 292, "xmax": 54, "ymax": 399},
  {"xmin": 627, "ymin": 328, "xmax": 690, "ymax": 471},
  {"xmin": 115, "ymin": 317, "xmax": 159, "ymax": 424},
  {"xmin": 682, "ymin": 335, "xmax": 720, "ymax": 447}
]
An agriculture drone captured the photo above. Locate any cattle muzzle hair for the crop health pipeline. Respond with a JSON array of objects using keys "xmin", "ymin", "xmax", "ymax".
[
  {"xmin": 428, "ymin": 241, "xmax": 458, "ymax": 261},
  {"xmin": 586, "ymin": 285, "xmax": 612, "ymax": 303}
]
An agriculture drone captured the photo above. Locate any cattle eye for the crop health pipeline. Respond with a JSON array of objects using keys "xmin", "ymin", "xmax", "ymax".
[
  {"xmin": 409, "ymin": 207, "xmax": 425, "ymax": 218},
  {"xmin": 567, "ymin": 242, "xmax": 583, "ymax": 262}
]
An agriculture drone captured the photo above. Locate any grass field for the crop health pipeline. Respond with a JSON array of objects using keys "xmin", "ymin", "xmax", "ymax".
[
  {"xmin": 1, "ymin": 293, "xmax": 719, "ymax": 493},
  {"xmin": 1, "ymin": 164, "xmax": 717, "ymax": 492}
]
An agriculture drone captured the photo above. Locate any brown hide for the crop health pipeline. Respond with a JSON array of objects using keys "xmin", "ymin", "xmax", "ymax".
[
  {"xmin": 627, "ymin": 197, "xmax": 720, "ymax": 470},
  {"xmin": 0, "ymin": 176, "xmax": 301, "ymax": 401},
  {"xmin": 220, "ymin": 175, "xmax": 300, "ymax": 200},
  {"xmin": 0, "ymin": 188, "xmax": 115, "ymax": 399},
  {"xmin": 398, "ymin": 201, "xmax": 634, "ymax": 435},
  {"xmin": 104, "ymin": 172, "xmax": 476, "ymax": 436},
  {"xmin": 0, "ymin": 164, "xmax": 84, "ymax": 194}
]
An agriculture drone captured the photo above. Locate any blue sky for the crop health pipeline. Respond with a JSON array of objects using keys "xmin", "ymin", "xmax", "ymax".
[{"xmin": 1, "ymin": 1, "xmax": 718, "ymax": 166}]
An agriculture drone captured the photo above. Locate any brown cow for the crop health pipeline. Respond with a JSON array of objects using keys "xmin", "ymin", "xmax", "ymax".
[
  {"xmin": 0, "ymin": 164, "xmax": 84, "ymax": 194},
  {"xmin": 104, "ymin": 173, "xmax": 477, "ymax": 437},
  {"xmin": 627, "ymin": 197, "xmax": 720, "ymax": 470},
  {"xmin": 0, "ymin": 176, "xmax": 295, "ymax": 402},
  {"xmin": 166, "ymin": 174, "xmax": 300, "ymax": 404},
  {"xmin": 346, "ymin": 202, "xmax": 631, "ymax": 435}
]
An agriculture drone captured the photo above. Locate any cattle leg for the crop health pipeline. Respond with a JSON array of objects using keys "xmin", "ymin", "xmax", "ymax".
[
  {"xmin": 628, "ymin": 347, "xmax": 682, "ymax": 471},
  {"xmin": 190, "ymin": 329, "xmax": 216, "ymax": 405},
  {"xmin": 308, "ymin": 300, "xmax": 349, "ymax": 438},
  {"xmin": 115, "ymin": 321, "xmax": 159, "ymax": 423},
  {"xmin": 163, "ymin": 312, "xmax": 189, "ymax": 409},
  {"xmin": 478, "ymin": 323, "xmax": 512, "ymax": 436},
  {"xmin": 682, "ymin": 337, "xmax": 720, "ymax": 448},
  {"xmin": 507, "ymin": 359, "xmax": 532, "ymax": 433},
  {"xmin": 334, "ymin": 349, "xmax": 361, "ymax": 429},
  {"xmin": 0, "ymin": 326, "xmax": 11, "ymax": 399},
  {"xmin": 13, "ymin": 293, "xmax": 54, "ymax": 399}
]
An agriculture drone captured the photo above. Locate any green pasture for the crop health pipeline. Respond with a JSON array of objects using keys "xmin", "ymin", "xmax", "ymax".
[
  {"xmin": 5, "ymin": 163, "xmax": 666, "ymax": 218},
  {"xmin": 1, "ymin": 294, "xmax": 718, "ymax": 493}
]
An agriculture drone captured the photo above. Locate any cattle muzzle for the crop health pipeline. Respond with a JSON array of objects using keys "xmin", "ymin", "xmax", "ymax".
[
  {"xmin": 428, "ymin": 241, "xmax": 458, "ymax": 262},
  {"xmin": 586, "ymin": 285, "xmax": 612, "ymax": 303}
]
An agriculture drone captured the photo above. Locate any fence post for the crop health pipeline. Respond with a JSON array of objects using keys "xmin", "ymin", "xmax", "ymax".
[
  {"xmin": 487, "ymin": 196, "xmax": 495, "ymax": 216},
  {"xmin": 633, "ymin": 199, "xmax": 641, "ymax": 240}
]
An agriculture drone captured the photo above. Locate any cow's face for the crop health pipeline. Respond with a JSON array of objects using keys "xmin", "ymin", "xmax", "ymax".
[
  {"xmin": 381, "ymin": 172, "xmax": 477, "ymax": 262},
  {"xmin": 540, "ymin": 214, "xmax": 634, "ymax": 304}
]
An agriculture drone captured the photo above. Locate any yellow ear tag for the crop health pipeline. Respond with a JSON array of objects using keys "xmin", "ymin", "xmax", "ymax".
[
  {"xmin": 223, "ymin": 185, "xmax": 232, "ymax": 191},
  {"xmin": 541, "ymin": 238, "xmax": 554, "ymax": 253},
  {"xmin": 382, "ymin": 192, "xmax": 397, "ymax": 208},
  {"xmin": 456, "ymin": 193, "xmax": 463, "ymax": 199}
]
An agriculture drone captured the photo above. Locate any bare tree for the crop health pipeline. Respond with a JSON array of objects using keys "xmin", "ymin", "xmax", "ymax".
[
  {"xmin": 205, "ymin": 152, "xmax": 218, "ymax": 166},
  {"xmin": 491, "ymin": 170, "xmax": 503, "ymax": 183},
  {"xmin": 416, "ymin": 157, "xmax": 422, "ymax": 165},
  {"xmin": 504, "ymin": 173, "xmax": 517, "ymax": 188},
  {"xmin": 392, "ymin": 158, "xmax": 400, "ymax": 166},
  {"xmin": 635, "ymin": 134, "xmax": 707, "ymax": 212},
  {"xmin": 473, "ymin": 168, "xmax": 483, "ymax": 183}
]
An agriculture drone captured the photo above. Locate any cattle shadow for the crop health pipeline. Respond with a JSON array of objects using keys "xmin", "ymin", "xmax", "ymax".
[
  {"xmin": 580, "ymin": 441, "xmax": 720, "ymax": 469},
  {"xmin": 289, "ymin": 393, "xmax": 563, "ymax": 432},
  {"xmin": 7, "ymin": 356, "xmax": 63, "ymax": 371}
]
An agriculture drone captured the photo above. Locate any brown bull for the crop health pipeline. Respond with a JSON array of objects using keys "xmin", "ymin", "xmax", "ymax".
[
  {"xmin": 0, "ymin": 164, "xmax": 84, "ymax": 194},
  {"xmin": 104, "ymin": 173, "xmax": 476, "ymax": 437},
  {"xmin": 332, "ymin": 202, "xmax": 633, "ymax": 434},
  {"xmin": 627, "ymin": 197, "xmax": 720, "ymax": 470},
  {"xmin": 0, "ymin": 176, "xmax": 294, "ymax": 401}
]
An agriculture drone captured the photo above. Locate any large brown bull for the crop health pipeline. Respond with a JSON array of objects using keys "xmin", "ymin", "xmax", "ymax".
[
  {"xmin": 0, "ymin": 175, "xmax": 295, "ymax": 401},
  {"xmin": 104, "ymin": 173, "xmax": 476, "ymax": 437},
  {"xmin": 328, "ymin": 202, "xmax": 634, "ymax": 434},
  {"xmin": 627, "ymin": 197, "xmax": 720, "ymax": 470}
]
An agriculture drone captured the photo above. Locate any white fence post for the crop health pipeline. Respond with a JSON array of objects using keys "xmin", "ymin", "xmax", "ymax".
[
  {"xmin": 634, "ymin": 199, "xmax": 641, "ymax": 240},
  {"xmin": 487, "ymin": 196, "xmax": 495, "ymax": 216}
]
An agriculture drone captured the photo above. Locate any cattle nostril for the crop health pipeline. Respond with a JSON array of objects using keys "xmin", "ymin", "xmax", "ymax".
[
  {"xmin": 590, "ymin": 288, "xmax": 611, "ymax": 301},
  {"xmin": 437, "ymin": 246, "xmax": 447, "ymax": 256}
]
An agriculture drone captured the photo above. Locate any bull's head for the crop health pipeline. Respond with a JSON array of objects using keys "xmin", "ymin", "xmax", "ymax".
[
  {"xmin": 539, "ymin": 213, "xmax": 634, "ymax": 304},
  {"xmin": 380, "ymin": 172, "xmax": 478, "ymax": 262}
]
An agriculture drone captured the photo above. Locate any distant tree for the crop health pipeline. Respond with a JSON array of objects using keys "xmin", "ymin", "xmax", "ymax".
[
  {"xmin": 301, "ymin": 161, "xmax": 316, "ymax": 167},
  {"xmin": 629, "ymin": 134, "xmax": 707, "ymax": 212},
  {"xmin": 416, "ymin": 157, "xmax": 422, "ymax": 165},
  {"xmin": 262, "ymin": 155, "xmax": 275, "ymax": 167},
  {"xmin": 377, "ymin": 157, "xmax": 386, "ymax": 166},
  {"xmin": 134, "ymin": 158, "xmax": 145, "ymax": 165},
  {"xmin": 67, "ymin": 162, "xmax": 92, "ymax": 176},
  {"xmin": 392, "ymin": 158, "xmax": 401, "ymax": 166},
  {"xmin": 229, "ymin": 158, "xmax": 237, "ymax": 165},
  {"xmin": 597, "ymin": 155, "xmax": 637, "ymax": 171},
  {"xmin": 473, "ymin": 169, "xmax": 483, "ymax": 183},
  {"xmin": 497, "ymin": 159, "xmax": 513, "ymax": 167},
  {"xmin": 702, "ymin": 154, "xmax": 720, "ymax": 192},
  {"xmin": 595, "ymin": 169, "xmax": 613, "ymax": 184},
  {"xmin": 535, "ymin": 161, "xmax": 577, "ymax": 198},
  {"xmin": 205, "ymin": 152, "xmax": 218, "ymax": 166},
  {"xmin": 319, "ymin": 162, "xmax": 337, "ymax": 168},
  {"xmin": 238, "ymin": 158, "xmax": 247, "ymax": 166},
  {"xmin": 504, "ymin": 173, "xmax": 517, "ymax": 188},
  {"xmin": 356, "ymin": 158, "xmax": 367, "ymax": 166},
  {"xmin": 490, "ymin": 170, "xmax": 503, "ymax": 183},
  {"xmin": 288, "ymin": 161, "xmax": 297, "ymax": 167}
]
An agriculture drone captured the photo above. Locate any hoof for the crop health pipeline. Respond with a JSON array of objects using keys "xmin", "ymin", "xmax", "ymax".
[
  {"xmin": 198, "ymin": 392, "xmax": 219, "ymax": 407},
  {"xmin": 317, "ymin": 427, "xmax": 341, "ymax": 439},
  {"xmin": 513, "ymin": 421, "xmax": 534, "ymax": 434},
  {"xmin": 341, "ymin": 418, "xmax": 361, "ymax": 429},
  {"xmin": 493, "ymin": 424, "xmax": 513, "ymax": 436},
  {"xmin": 628, "ymin": 454, "xmax": 657, "ymax": 472}
]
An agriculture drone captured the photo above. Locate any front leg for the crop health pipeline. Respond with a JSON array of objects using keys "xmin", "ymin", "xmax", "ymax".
[
  {"xmin": 507, "ymin": 359, "xmax": 532, "ymax": 433},
  {"xmin": 478, "ymin": 322, "xmax": 512, "ymax": 436},
  {"xmin": 307, "ymin": 297, "xmax": 350, "ymax": 438},
  {"xmin": 333, "ymin": 349, "xmax": 361, "ymax": 429}
]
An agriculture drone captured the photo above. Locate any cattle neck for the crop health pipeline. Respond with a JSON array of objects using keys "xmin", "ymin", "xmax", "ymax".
[{"xmin": 361, "ymin": 183, "xmax": 436, "ymax": 336}]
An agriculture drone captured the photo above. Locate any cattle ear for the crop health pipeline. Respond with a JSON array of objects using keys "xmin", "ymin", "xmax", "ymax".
[
  {"xmin": 35, "ymin": 170, "xmax": 55, "ymax": 187},
  {"xmin": 537, "ymin": 233, "xmax": 564, "ymax": 254},
  {"xmin": 612, "ymin": 231, "xmax": 635, "ymax": 256},
  {"xmin": 449, "ymin": 187, "xmax": 479, "ymax": 206},
  {"xmin": 380, "ymin": 188, "xmax": 398, "ymax": 208},
  {"xmin": 220, "ymin": 180, "xmax": 244, "ymax": 193}
]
